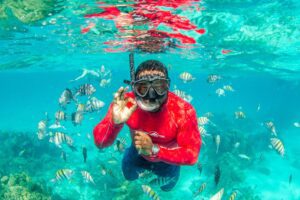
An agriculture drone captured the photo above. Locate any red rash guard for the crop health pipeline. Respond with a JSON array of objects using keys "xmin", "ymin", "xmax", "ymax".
[{"xmin": 93, "ymin": 91, "xmax": 201, "ymax": 165}]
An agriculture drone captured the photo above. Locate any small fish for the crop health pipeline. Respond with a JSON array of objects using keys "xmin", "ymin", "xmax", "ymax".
[
  {"xmin": 49, "ymin": 132, "xmax": 73, "ymax": 148},
  {"xmin": 19, "ymin": 149, "xmax": 26, "ymax": 157},
  {"xmin": 257, "ymin": 104, "xmax": 261, "ymax": 112},
  {"xmin": 216, "ymin": 88, "xmax": 225, "ymax": 97},
  {"xmin": 86, "ymin": 97, "xmax": 105, "ymax": 112},
  {"xmin": 197, "ymin": 162, "xmax": 203, "ymax": 174},
  {"xmin": 194, "ymin": 182, "xmax": 206, "ymax": 197},
  {"xmin": 233, "ymin": 142, "xmax": 240, "ymax": 148},
  {"xmin": 289, "ymin": 174, "xmax": 292, "ymax": 185},
  {"xmin": 49, "ymin": 122, "xmax": 66, "ymax": 130},
  {"xmin": 100, "ymin": 78, "xmax": 111, "ymax": 87},
  {"xmin": 55, "ymin": 110, "xmax": 67, "ymax": 122},
  {"xmin": 141, "ymin": 185, "xmax": 160, "ymax": 200},
  {"xmin": 215, "ymin": 135, "xmax": 220, "ymax": 154},
  {"xmin": 214, "ymin": 165, "xmax": 221, "ymax": 186},
  {"xmin": 115, "ymin": 138, "xmax": 126, "ymax": 153},
  {"xmin": 149, "ymin": 176, "xmax": 175, "ymax": 187},
  {"xmin": 198, "ymin": 126, "xmax": 210, "ymax": 138},
  {"xmin": 61, "ymin": 151, "xmax": 67, "ymax": 162},
  {"xmin": 139, "ymin": 170, "xmax": 154, "ymax": 180},
  {"xmin": 207, "ymin": 74, "xmax": 221, "ymax": 84},
  {"xmin": 198, "ymin": 117, "xmax": 210, "ymax": 126},
  {"xmin": 82, "ymin": 146, "xmax": 87, "ymax": 163},
  {"xmin": 270, "ymin": 138, "xmax": 284, "ymax": 157},
  {"xmin": 77, "ymin": 103, "xmax": 85, "ymax": 112},
  {"xmin": 293, "ymin": 122, "xmax": 300, "ymax": 128},
  {"xmin": 210, "ymin": 188, "xmax": 224, "ymax": 200},
  {"xmin": 173, "ymin": 89, "xmax": 193, "ymax": 102},
  {"xmin": 107, "ymin": 156, "xmax": 118, "ymax": 165},
  {"xmin": 52, "ymin": 169, "xmax": 74, "ymax": 182},
  {"xmin": 229, "ymin": 190, "xmax": 237, "ymax": 200},
  {"xmin": 238, "ymin": 154, "xmax": 251, "ymax": 160},
  {"xmin": 38, "ymin": 120, "xmax": 47, "ymax": 131},
  {"xmin": 37, "ymin": 129, "xmax": 47, "ymax": 140},
  {"xmin": 75, "ymin": 84, "xmax": 96, "ymax": 97},
  {"xmin": 37, "ymin": 112, "xmax": 49, "ymax": 140},
  {"xmin": 235, "ymin": 111, "xmax": 246, "ymax": 119},
  {"xmin": 71, "ymin": 112, "xmax": 83, "ymax": 126},
  {"xmin": 265, "ymin": 121, "xmax": 277, "ymax": 136},
  {"xmin": 204, "ymin": 112, "xmax": 214, "ymax": 118},
  {"xmin": 179, "ymin": 72, "xmax": 195, "ymax": 83},
  {"xmin": 223, "ymin": 85, "xmax": 234, "ymax": 92},
  {"xmin": 59, "ymin": 88, "xmax": 73, "ymax": 108},
  {"xmin": 81, "ymin": 170, "xmax": 95, "ymax": 185}
]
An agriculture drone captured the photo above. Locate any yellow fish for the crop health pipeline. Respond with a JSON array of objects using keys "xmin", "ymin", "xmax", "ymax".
[
  {"xmin": 142, "ymin": 185, "xmax": 160, "ymax": 200},
  {"xmin": 194, "ymin": 182, "xmax": 206, "ymax": 197},
  {"xmin": 229, "ymin": 191, "xmax": 237, "ymax": 200},
  {"xmin": 270, "ymin": 138, "xmax": 284, "ymax": 157}
]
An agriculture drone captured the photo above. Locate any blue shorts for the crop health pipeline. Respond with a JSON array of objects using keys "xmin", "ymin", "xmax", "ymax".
[{"xmin": 122, "ymin": 145, "xmax": 180, "ymax": 191}]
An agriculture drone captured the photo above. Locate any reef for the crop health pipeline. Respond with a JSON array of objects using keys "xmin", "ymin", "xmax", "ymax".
[
  {"xmin": 0, "ymin": 172, "xmax": 52, "ymax": 200},
  {"xmin": 0, "ymin": 0, "xmax": 64, "ymax": 23}
]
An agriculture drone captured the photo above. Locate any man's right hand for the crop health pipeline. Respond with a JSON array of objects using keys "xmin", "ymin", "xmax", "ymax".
[{"xmin": 112, "ymin": 86, "xmax": 137, "ymax": 124}]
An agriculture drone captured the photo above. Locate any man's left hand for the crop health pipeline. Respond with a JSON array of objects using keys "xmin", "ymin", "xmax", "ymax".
[{"xmin": 134, "ymin": 130, "xmax": 153, "ymax": 156}]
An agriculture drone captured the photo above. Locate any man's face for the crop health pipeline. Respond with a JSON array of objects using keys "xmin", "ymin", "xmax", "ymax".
[{"xmin": 134, "ymin": 70, "xmax": 169, "ymax": 112}]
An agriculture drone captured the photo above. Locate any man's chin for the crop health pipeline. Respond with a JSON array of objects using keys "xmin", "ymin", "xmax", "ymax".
[{"xmin": 136, "ymin": 98, "xmax": 160, "ymax": 112}]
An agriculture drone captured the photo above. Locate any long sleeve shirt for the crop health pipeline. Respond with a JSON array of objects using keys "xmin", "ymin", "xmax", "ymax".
[{"xmin": 93, "ymin": 91, "xmax": 201, "ymax": 165}]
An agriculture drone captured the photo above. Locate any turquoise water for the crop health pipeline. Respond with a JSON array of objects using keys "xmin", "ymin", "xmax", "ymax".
[{"xmin": 1, "ymin": 0, "xmax": 300, "ymax": 199}]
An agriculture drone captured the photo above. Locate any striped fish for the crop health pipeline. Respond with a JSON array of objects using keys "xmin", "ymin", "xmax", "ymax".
[
  {"xmin": 265, "ymin": 121, "xmax": 277, "ymax": 136},
  {"xmin": 207, "ymin": 74, "xmax": 221, "ymax": 84},
  {"xmin": 141, "ymin": 185, "xmax": 160, "ymax": 200},
  {"xmin": 223, "ymin": 85, "xmax": 234, "ymax": 92},
  {"xmin": 149, "ymin": 176, "xmax": 175, "ymax": 187},
  {"xmin": 198, "ymin": 117, "xmax": 209, "ymax": 126},
  {"xmin": 86, "ymin": 97, "xmax": 105, "ymax": 112},
  {"xmin": 55, "ymin": 110, "xmax": 67, "ymax": 121},
  {"xmin": 194, "ymin": 182, "xmax": 206, "ymax": 197},
  {"xmin": 49, "ymin": 132, "xmax": 73, "ymax": 148},
  {"xmin": 198, "ymin": 126, "xmax": 211, "ymax": 138},
  {"xmin": 229, "ymin": 191, "xmax": 237, "ymax": 200},
  {"xmin": 76, "ymin": 103, "xmax": 85, "ymax": 112},
  {"xmin": 52, "ymin": 169, "xmax": 74, "ymax": 182},
  {"xmin": 270, "ymin": 138, "xmax": 284, "ymax": 157},
  {"xmin": 81, "ymin": 170, "xmax": 95, "ymax": 185},
  {"xmin": 235, "ymin": 111, "xmax": 246, "ymax": 119},
  {"xmin": 210, "ymin": 188, "xmax": 224, "ymax": 200},
  {"xmin": 179, "ymin": 72, "xmax": 195, "ymax": 83},
  {"xmin": 216, "ymin": 88, "xmax": 225, "ymax": 97},
  {"xmin": 173, "ymin": 89, "xmax": 193, "ymax": 102},
  {"xmin": 76, "ymin": 84, "xmax": 96, "ymax": 96}
]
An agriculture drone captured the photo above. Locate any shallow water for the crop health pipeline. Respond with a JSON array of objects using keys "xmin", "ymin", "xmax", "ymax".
[{"xmin": 0, "ymin": 0, "xmax": 300, "ymax": 199}]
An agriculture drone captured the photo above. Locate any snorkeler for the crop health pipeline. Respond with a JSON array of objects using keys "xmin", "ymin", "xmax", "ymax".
[{"xmin": 93, "ymin": 58, "xmax": 201, "ymax": 191}]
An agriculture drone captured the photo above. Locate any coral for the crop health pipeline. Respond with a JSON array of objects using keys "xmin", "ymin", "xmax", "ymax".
[{"xmin": 0, "ymin": 172, "xmax": 52, "ymax": 200}]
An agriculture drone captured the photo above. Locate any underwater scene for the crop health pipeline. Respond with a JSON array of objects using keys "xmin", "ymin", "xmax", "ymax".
[{"xmin": 0, "ymin": 0, "xmax": 300, "ymax": 199}]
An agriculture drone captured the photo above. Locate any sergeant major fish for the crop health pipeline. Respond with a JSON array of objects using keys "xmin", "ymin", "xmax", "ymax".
[
  {"xmin": 270, "ymin": 137, "xmax": 284, "ymax": 157},
  {"xmin": 179, "ymin": 72, "xmax": 195, "ymax": 83},
  {"xmin": 75, "ymin": 84, "xmax": 96, "ymax": 97},
  {"xmin": 81, "ymin": 170, "xmax": 95, "ymax": 185},
  {"xmin": 72, "ymin": 112, "xmax": 83, "ymax": 126},
  {"xmin": 51, "ymin": 169, "xmax": 74, "ymax": 183},
  {"xmin": 207, "ymin": 74, "xmax": 221, "ymax": 84},
  {"xmin": 59, "ymin": 88, "xmax": 74, "ymax": 108},
  {"xmin": 141, "ymin": 185, "xmax": 160, "ymax": 200},
  {"xmin": 49, "ymin": 132, "xmax": 74, "ymax": 148}
]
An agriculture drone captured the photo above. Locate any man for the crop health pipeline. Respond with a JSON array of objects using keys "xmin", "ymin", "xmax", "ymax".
[{"xmin": 93, "ymin": 60, "xmax": 201, "ymax": 191}]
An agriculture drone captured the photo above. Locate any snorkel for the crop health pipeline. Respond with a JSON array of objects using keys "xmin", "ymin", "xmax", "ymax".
[{"xmin": 123, "ymin": 52, "xmax": 135, "ymax": 85}]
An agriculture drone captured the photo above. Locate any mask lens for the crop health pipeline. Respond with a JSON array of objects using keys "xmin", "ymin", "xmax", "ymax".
[
  {"xmin": 134, "ymin": 81, "xmax": 150, "ymax": 97},
  {"xmin": 152, "ymin": 79, "xmax": 169, "ymax": 95}
]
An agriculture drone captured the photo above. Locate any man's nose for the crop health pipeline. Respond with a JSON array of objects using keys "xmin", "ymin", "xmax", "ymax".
[{"xmin": 148, "ymin": 87, "xmax": 157, "ymax": 98}]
